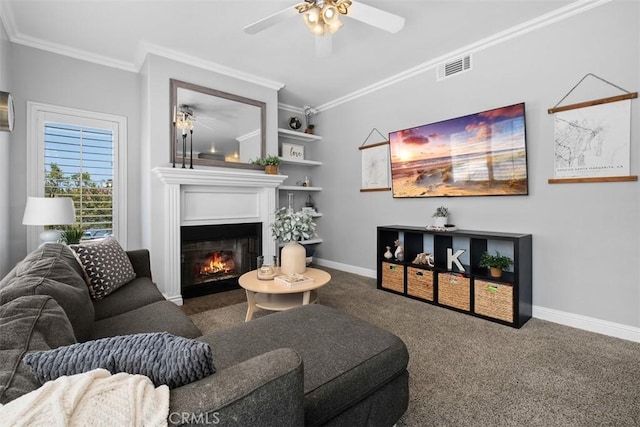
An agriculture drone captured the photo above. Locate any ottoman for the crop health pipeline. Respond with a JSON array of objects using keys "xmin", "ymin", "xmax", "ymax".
[{"xmin": 197, "ymin": 304, "xmax": 409, "ymax": 426}]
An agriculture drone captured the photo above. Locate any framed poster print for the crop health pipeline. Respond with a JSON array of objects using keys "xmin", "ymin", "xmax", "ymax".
[{"xmin": 360, "ymin": 141, "xmax": 391, "ymax": 192}]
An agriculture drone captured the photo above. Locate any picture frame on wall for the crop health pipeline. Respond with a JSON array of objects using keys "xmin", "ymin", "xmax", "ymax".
[
  {"xmin": 282, "ymin": 143, "xmax": 304, "ymax": 161},
  {"xmin": 360, "ymin": 141, "xmax": 391, "ymax": 192}
]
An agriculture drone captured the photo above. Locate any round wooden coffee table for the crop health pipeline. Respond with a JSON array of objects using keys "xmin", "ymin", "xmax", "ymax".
[{"xmin": 238, "ymin": 267, "xmax": 331, "ymax": 321}]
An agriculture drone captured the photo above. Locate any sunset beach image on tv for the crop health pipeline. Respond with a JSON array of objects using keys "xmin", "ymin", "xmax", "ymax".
[{"xmin": 389, "ymin": 103, "xmax": 528, "ymax": 198}]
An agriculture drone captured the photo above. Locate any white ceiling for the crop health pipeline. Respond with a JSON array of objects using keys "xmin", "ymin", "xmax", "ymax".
[{"xmin": 1, "ymin": 0, "xmax": 578, "ymax": 109}]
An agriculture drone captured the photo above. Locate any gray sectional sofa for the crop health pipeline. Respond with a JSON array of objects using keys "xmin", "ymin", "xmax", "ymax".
[{"xmin": 0, "ymin": 243, "xmax": 409, "ymax": 426}]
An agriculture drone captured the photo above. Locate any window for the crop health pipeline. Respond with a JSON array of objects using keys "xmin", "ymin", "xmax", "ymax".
[
  {"xmin": 27, "ymin": 103, "xmax": 127, "ymax": 250},
  {"xmin": 45, "ymin": 122, "xmax": 114, "ymax": 237}
]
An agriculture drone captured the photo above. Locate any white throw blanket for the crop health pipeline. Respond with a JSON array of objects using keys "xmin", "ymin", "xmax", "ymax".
[{"xmin": 0, "ymin": 368, "xmax": 169, "ymax": 426}]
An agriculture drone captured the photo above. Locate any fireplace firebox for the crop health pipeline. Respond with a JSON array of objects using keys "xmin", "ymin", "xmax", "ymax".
[{"xmin": 181, "ymin": 223, "xmax": 261, "ymax": 299}]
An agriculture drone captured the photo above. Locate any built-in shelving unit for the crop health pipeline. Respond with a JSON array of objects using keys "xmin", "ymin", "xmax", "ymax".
[
  {"xmin": 279, "ymin": 185, "xmax": 322, "ymax": 192},
  {"xmin": 278, "ymin": 158, "xmax": 322, "ymax": 166},
  {"xmin": 277, "ymin": 128, "xmax": 325, "ymax": 254},
  {"xmin": 277, "ymin": 127, "xmax": 322, "ymax": 142}
]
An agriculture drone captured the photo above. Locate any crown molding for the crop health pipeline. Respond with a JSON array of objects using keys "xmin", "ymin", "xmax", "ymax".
[
  {"xmin": 0, "ymin": 1, "xmax": 17, "ymax": 41},
  {"xmin": 1, "ymin": 1, "xmax": 136, "ymax": 73},
  {"xmin": 138, "ymin": 42, "xmax": 285, "ymax": 91},
  {"xmin": 1, "ymin": 0, "xmax": 611, "ymax": 110},
  {"xmin": 278, "ymin": 103, "xmax": 305, "ymax": 114},
  {"xmin": 316, "ymin": 0, "xmax": 612, "ymax": 112},
  {"xmin": 0, "ymin": 4, "xmax": 285, "ymax": 90}
]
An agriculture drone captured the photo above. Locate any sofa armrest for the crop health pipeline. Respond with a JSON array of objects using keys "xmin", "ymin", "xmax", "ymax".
[
  {"xmin": 126, "ymin": 249, "xmax": 152, "ymax": 279},
  {"xmin": 168, "ymin": 348, "xmax": 304, "ymax": 426}
]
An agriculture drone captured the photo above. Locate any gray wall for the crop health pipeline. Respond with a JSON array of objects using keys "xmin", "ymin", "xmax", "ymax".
[
  {"xmin": 311, "ymin": 1, "xmax": 639, "ymax": 328},
  {"xmin": 0, "ymin": 20, "xmax": 10, "ymax": 276},
  {"xmin": 7, "ymin": 44, "xmax": 141, "ymax": 268}
]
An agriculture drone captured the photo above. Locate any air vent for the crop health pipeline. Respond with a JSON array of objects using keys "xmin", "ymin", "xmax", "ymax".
[{"xmin": 437, "ymin": 54, "xmax": 472, "ymax": 81}]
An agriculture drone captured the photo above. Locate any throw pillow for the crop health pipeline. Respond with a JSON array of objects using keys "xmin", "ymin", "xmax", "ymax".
[
  {"xmin": 70, "ymin": 237, "xmax": 136, "ymax": 300},
  {"xmin": 23, "ymin": 332, "xmax": 215, "ymax": 389}
]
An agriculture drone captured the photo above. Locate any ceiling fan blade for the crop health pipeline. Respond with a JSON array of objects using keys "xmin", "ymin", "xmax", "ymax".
[
  {"xmin": 346, "ymin": 1, "xmax": 405, "ymax": 33},
  {"xmin": 243, "ymin": 7, "xmax": 299, "ymax": 34},
  {"xmin": 315, "ymin": 34, "xmax": 332, "ymax": 58}
]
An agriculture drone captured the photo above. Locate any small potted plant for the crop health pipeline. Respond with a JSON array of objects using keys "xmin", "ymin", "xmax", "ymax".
[
  {"xmin": 432, "ymin": 206, "xmax": 448, "ymax": 227},
  {"xmin": 479, "ymin": 250, "xmax": 513, "ymax": 278},
  {"xmin": 61, "ymin": 226, "xmax": 85, "ymax": 244},
  {"xmin": 303, "ymin": 105, "xmax": 316, "ymax": 134},
  {"xmin": 252, "ymin": 155, "xmax": 281, "ymax": 174}
]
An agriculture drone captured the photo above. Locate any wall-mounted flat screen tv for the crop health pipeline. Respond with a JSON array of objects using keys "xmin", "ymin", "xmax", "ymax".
[{"xmin": 389, "ymin": 103, "xmax": 528, "ymax": 198}]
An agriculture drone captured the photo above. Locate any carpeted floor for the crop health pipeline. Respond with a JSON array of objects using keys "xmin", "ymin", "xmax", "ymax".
[{"xmin": 183, "ymin": 266, "xmax": 640, "ymax": 427}]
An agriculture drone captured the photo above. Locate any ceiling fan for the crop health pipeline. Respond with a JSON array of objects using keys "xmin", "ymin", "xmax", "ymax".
[{"xmin": 243, "ymin": 0, "xmax": 405, "ymax": 56}]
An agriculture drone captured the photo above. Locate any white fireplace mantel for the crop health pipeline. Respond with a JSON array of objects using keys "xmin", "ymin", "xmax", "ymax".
[{"xmin": 152, "ymin": 166, "xmax": 287, "ymax": 304}]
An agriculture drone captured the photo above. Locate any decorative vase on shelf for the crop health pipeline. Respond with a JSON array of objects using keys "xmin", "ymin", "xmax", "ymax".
[
  {"xmin": 384, "ymin": 246, "xmax": 393, "ymax": 260},
  {"xmin": 280, "ymin": 241, "xmax": 306, "ymax": 275},
  {"xmin": 433, "ymin": 216, "xmax": 448, "ymax": 227},
  {"xmin": 288, "ymin": 116, "xmax": 302, "ymax": 131},
  {"xmin": 395, "ymin": 246, "xmax": 404, "ymax": 262}
]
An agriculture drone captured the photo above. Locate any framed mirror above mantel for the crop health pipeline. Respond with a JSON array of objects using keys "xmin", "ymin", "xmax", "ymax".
[{"xmin": 169, "ymin": 78, "xmax": 266, "ymax": 170}]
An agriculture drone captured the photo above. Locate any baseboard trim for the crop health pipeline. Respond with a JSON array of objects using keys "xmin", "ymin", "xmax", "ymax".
[
  {"xmin": 314, "ymin": 257, "xmax": 376, "ymax": 279},
  {"xmin": 165, "ymin": 294, "xmax": 184, "ymax": 306},
  {"xmin": 315, "ymin": 258, "xmax": 639, "ymax": 343},
  {"xmin": 532, "ymin": 306, "xmax": 639, "ymax": 343}
]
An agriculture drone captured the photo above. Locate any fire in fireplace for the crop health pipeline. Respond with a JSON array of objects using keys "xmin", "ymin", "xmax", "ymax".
[
  {"xmin": 181, "ymin": 223, "xmax": 261, "ymax": 299},
  {"xmin": 193, "ymin": 250, "xmax": 237, "ymax": 284}
]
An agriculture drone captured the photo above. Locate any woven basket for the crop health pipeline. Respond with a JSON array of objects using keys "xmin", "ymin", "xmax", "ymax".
[
  {"xmin": 474, "ymin": 279, "xmax": 514, "ymax": 323},
  {"xmin": 381, "ymin": 262, "xmax": 404, "ymax": 293},
  {"xmin": 437, "ymin": 273, "xmax": 470, "ymax": 311},
  {"xmin": 407, "ymin": 267, "xmax": 433, "ymax": 301}
]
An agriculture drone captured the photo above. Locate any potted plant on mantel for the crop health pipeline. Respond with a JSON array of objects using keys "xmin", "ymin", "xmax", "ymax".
[
  {"xmin": 251, "ymin": 155, "xmax": 281, "ymax": 174},
  {"xmin": 479, "ymin": 250, "xmax": 513, "ymax": 278}
]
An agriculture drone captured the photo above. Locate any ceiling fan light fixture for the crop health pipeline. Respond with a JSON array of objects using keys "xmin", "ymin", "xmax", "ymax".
[
  {"xmin": 335, "ymin": 0, "xmax": 352, "ymax": 15},
  {"xmin": 322, "ymin": 4, "xmax": 337, "ymax": 22},
  {"xmin": 298, "ymin": 0, "xmax": 351, "ymax": 37},
  {"xmin": 304, "ymin": 7, "xmax": 328, "ymax": 35},
  {"xmin": 327, "ymin": 19, "xmax": 343, "ymax": 34},
  {"xmin": 304, "ymin": 15, "xmax": 325, "ymax": 35}
]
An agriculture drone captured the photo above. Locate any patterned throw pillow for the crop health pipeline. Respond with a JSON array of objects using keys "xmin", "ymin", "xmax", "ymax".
[
  {"xmin": 70, "ymin": 237, "xmax": 136, "ymax": 300},
  {"xmin": 23, "ymin": 332, "xmax": 215, "ymax": 389}
]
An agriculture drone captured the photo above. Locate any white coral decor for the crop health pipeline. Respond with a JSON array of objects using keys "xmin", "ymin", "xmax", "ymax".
[{"xmin": 270, "ymin": 207, "xmax": 316, "ymax": 242}]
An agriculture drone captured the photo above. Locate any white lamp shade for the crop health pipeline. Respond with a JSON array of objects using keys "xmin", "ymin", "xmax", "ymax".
[{"xmin": 22, "ymin": 197, "xmax": 76, "ymax": 226}]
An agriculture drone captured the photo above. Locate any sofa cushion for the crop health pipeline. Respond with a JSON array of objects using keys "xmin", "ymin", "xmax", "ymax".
[
  {"xmin": 0, "ymin": 243, "xmax": 86, "ymax": 290},
  {"xmin": 70, "ymin": 237, "xmax": 136, "ymax": 300},
  {"xmin": 0, "ymin": 256, "xmax": 94, "ymax": 342},
  {"xmin": 23, "ymin": 332, "xmax": 214, "ymax": 389},
  {"xmin": 198, "ymin": 304, "xmax": 409, "ymax": 425},
  {"xmin": 0, "ymin": 296, "xmax": 77, "ymax": 404},
  {"xmin": 90, "ymin": 300, "xmax": 202, "ymax": 340},
  {"xmin": 92, "ymin": 277, "xmax": 165, "ymax": 321}
]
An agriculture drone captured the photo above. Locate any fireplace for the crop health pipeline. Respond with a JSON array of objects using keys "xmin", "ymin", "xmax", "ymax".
[
  {"xmin": 152, "ymin": 167, "xmax": 286, "ymax": 304},
  {"xmin": 181, "ymin": 223, "xmax": 261, "ymax": 299}
]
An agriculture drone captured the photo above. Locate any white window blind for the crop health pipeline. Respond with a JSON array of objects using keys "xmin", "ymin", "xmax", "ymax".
[
  {"xmin": 44, "ymin": 122, "xmax": 114, "ymax": 236},
  {"xmin": 27, "ymin": 102, "xmax": 127, "ymax": 252}
]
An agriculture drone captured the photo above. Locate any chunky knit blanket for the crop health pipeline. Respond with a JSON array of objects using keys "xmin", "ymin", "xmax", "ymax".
[{"xmin": 0, "ymin": 368, "xmax": 169, "ymax": 426}]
